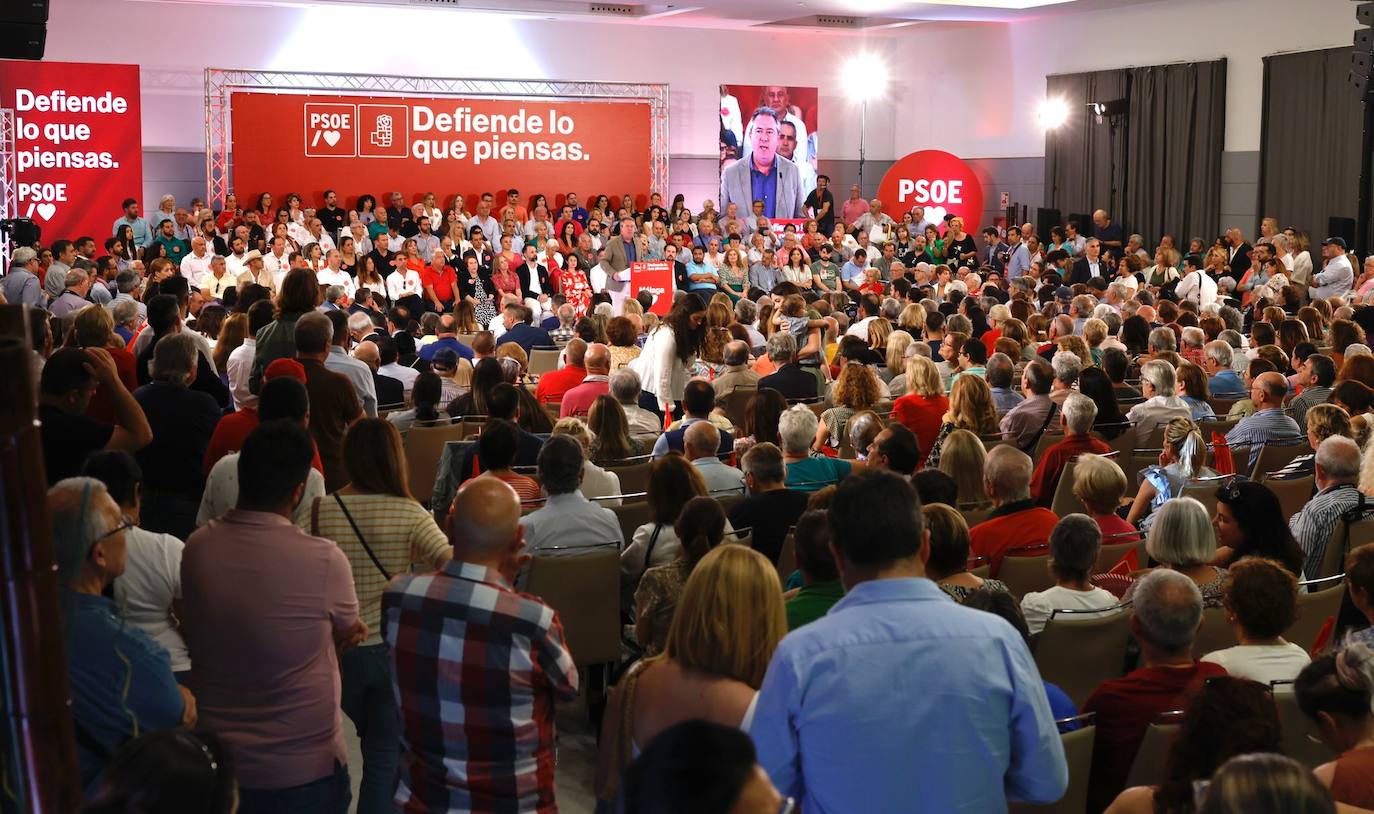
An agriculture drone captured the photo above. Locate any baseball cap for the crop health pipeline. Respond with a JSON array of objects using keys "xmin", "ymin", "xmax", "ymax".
[
  {"xmin": 264, "ymin": 357, "xmax": 307, "ymax": 382},
  {"xmin": 432, "ymin": 348, "xmax": 458, "ymax": 372},
  {"xmin": 1055, "ymin": 285, "xmax": 1074, "ymax": 302},
  {"xmin": 1322, "ymin": 237, "xmax": 1347, "ymax": 249},
  {"xmin": 11, "ymin": 247, "xmax": 37, "ymax": 266}
]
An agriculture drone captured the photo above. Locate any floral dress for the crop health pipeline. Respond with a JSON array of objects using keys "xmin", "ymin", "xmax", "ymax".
[{"xmin": 561, "ymin": 268, "xmax": 592, "ymax": 317}]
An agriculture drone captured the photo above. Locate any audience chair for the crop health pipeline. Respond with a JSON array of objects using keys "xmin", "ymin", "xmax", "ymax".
[
  {"xmin": 719, "ymin": 386, "xmax": 758, "ymax": 433},
  {"xmin": 1032, "ymin": 431, "xmax": 1065, "ymax": 460},
  {"xmin": 806, "ymin": 401, "xmax": 827, "ymax": 421},
  {"xmin": 1193, "ymin": 606, "xmax": 1238, "ymax": 656},
  {"xmin": 1179, "ymin": 474, "xmax": 1232, "ymax": 519},
  {"xmin": 998, "ymin": 544, "xmax": 1054, "ymax": 600},
  {"xmin": 1009, "ymin": 715, "xmax": 1096, "ymax": 814},
  {"xmin": 1263, "ymin": 474, "xmax": 1314, "ymax": 522},
  {"xmin": 716, "ymin": 492, "xmax": 744, "ymax": 514},
  {"xmin": 1270, "ymin": 681, "xmax": 1338, "ymax": 769},
  {"xmin": 1099, "ymin": 424, "xmax": 1138, "ymax": 460},
  {"xmin": 967, "ymin": 555, "xmax": 991, "ymax": 580},
  {"xmin": 1315, "ymin": 511, "xmax": 1374, "ymax": 579},
  {"xmin": 1206, "ymin": 398, "xmax": 1241, "ymax": 417},
  {"xmin": 403, "ymin": 422, "xmax": 469, "ymax": 504},
  {"xmin": 1034, "ymin": 606, "xmax": 1132, "ymax": 707},
  {"xmin": 1124, "ymin": 713, "xmax": 1184, "ymax": 788},
  {"xmin": 1288, "ymin": 574, "xmax": 1346, "ymax": 654},
  {"xmin": 775, "ymin": 530, "xmax": 797, "ymax": 580},
  {"xmin": 603, "ymin": 456, "xmax": 653, "ymax": 495},
  {"xmin": 1248, "ymin": 440, "xmax": 1311, "ymax": 481},
  {"xmin": 1198, "ymin": 417, "xmax": 1239, "ymax": 439},
  {"xmin": 455, "ymin": 333, "xmax": 477, "ymax": 346},
  {"xmin": 613, "ymin": 501, "xmax": 655, "ymax": 550},
  {"xmin": 1049, "ymin": 463, "xmax": 1087, "ymax": 518},
  {"xmin": 1092, "ymin": 531, "xmax": 1145, "ymax": 574},
  {"xmin": 525, "ymin": 543, "xmax": 620, "ymax": 666},
  {"xmin": 529, "ymin": 347, "xmax": 561, "ymax": 377},
  {"xmin": 961, "ymin": 505, "xmax": 993, "ymax": 528}
]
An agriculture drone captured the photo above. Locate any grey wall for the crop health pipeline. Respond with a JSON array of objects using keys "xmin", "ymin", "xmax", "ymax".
[{"xmin": 1219, "ymin": 150, "xmax": 1260, "ymax": 238}]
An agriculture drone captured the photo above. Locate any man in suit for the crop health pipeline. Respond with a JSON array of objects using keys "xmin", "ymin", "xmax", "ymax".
[
  {"xmin": 720, "ymin": 106, "xmax": 807, "ymax": 220},
  {"xmin": 495, "ymin": 302, "xmax": 555, "ymax": 356},
  {"xmin": 1225, "ymin": 228, "xmax": 1252, "ymax": 282},
  {"xmin": 516, "ymin": 244, "xmax": 552, "ymax": 314},
  {"xmin": 600, "ymin": 216, "xmax": 638, "ymax": 305},
  {"xmin": 757, "ymin": 333, "xmax": 818, "ymax": 401},
  {"xmin": 353, "ymin": 340, "xmax": 405, "ymax": 407},
  {"xmin": 1067, "ymin": 238, "xmax": 1105, "ymax": 285}
]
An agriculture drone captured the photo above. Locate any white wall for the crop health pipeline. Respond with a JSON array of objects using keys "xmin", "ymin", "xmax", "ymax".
[{"xmin": 891, "ymin": 0, "xmax": 1356, "ymax": 158}]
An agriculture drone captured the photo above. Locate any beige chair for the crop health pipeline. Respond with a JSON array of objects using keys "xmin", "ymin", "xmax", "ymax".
[
  {"xmin": 961, "ymin": 505, "xmax": 993, "ymax": 528},
  {"xmin": 524, "ymin": 544, "xmax": 620, "ymax": 668},
  {"xmin": 775, "ymin": 531, "xmax": 797, "ymax": 580},
  {"xmin": 403, "ymin": 422, "xmax": 469, "ymax": 504},
  {"xmin": 1010, "ymin": 719, "xmax": 1096, "ymax": 814},
  {"xmin": 613, "ymin": 501, "xmax": 655, "ymax": 551},
  {"xmin": 1271, "ymin": 681, "xmax": 1337, "ymax": 769},
  {"xmin": 605, "ymin": 457, "xmax": 653, "ymax": 495},
  {"xmin": 1249, "ymin": 440, "xmax": 1311, "ymax": 481},
  {"xmin": 1034, "ymin": 606, "xmax": 1133, "ymax": 708},
  {"xmin": 1093, "ymin": 532, "xmax": 1145, "ymax": 574},
  {"xmin": 1102, "ymin": 424, "xmax": 1138, "ymax": 460},
  {"xmin": 1049, "ymin": 463, "xmax": 1087, "ymax": 518},
  {"xmin": 529, "ymin": 347, "xmax": 561, "ymax": 377},
  {"xmin": 1193, "ymin": 606, "xmax": 1238, "ymax": 657},
  {"xmin": 716, "ymin": 493, "xmax": 744, "ymax": 514},
  {"xmin": 1288, "ymin": 575, "xmax": 1346, "ymax": 654},
  {"xmin": 967, "ymin": 555, "xmax": 991, "ymax": 580},
  {"xmin": 1263, "ymin": 475, "xmax": 1314, "ymax": 524},
  {"xmin": 1180, "ymin": 475, "xmax": 1231, "ymax": 519},
  {"xmin": 1124, "ymin": 716, "xmax": 1183, "ymax": 788},
  {"xmin": 998, "ymin": 546, "xmax": 1054, "ymax": 600}
]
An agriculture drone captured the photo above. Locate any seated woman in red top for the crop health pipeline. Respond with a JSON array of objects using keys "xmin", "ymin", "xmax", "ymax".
[
  {"xmin": 968, "ymin": 444, "xmax": 1060, "ymax": 575},
  {"xmin": 891, "ymin": 356, "xmax": 948, "ymax": 467},
  {"xmin": 1070, "ymin": 453, "xmax": 1140, "ymax": 547},
  {"xmin": 421, "ymin": 249, "xmax": 458, "ymax": 313},
  {"xmin": 490, "ymin": 255, "xmax": 522, "ymax": 301},
  {"xmin": 474, "ymin": 418, "xmax": 543, "ymax": 510},
  {"xmin": 557, "ymin": 254, "xmax": 592, "ymax": 318}
]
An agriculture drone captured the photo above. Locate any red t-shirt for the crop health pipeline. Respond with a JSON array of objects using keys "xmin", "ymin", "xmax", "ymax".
[
  {"xmin": 421, "ymin": 264, "xmax": 457, "ymax": 302},
  {"xmin": 891, "ymin": 393, "xmax": 949, "ymax": 468},
  {"xmin": 534, "ymin": 365, "xmax": 587, "ymax": 404},
  {"xmin": 981, "ymin": 328, "xmax": 1002, "ymax": 355},
  {"xmin": 969, "ymin": 504, "xmax": 1060, "ymax": 575},
  {"xmin": 203, "ymin": 408, "xmax": 324, "ymax": 475},
  {"xmin": 86, "ymin": 345, "xmax": 139, "ymax": 425},
  {"xmin": 1030, "ymin": 434, "xmax": 1112, "ymax": 507},
  {"xmin": 1084, "ymin": 662, "xmax": 1228, "ymax": 810}
]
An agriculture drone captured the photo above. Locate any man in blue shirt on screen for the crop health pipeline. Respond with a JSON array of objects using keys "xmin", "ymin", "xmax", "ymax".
[
  {"xmin": 720, "ymin": 106, "xmax": 806, "ymax": 219},
  {"xmin": 750, "ymin": 468, "xmax": 1068, "ymax": 812}
]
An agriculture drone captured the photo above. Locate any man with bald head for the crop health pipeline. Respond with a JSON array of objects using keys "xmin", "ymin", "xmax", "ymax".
[
  {"xmin": 353, "ymin": 340, "xmax": 404, "ymax": 407},
  {"xmin": 560, "ymin": 342, "xmax": 612, "ymax": 418},
  {"xmin": 383, "ymin": 477, "xmax": 578, "ymax": 813},
  {"xmin": 712, "ymin": 339, "xmax": 761, "ymax": 402},
  {"xmin": 535, "ymin": 337, "xmax": 588, "ymax": 404},
  {"xmin": 1225, "ymin": 370, "xmax": 1301, "ymax": 472},
  {"xmin": 685, "ymin": 421, "xmax": 745, "ymax": 495}
]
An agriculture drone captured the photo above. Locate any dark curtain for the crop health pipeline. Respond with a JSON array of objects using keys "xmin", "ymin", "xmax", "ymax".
[
  {"xmin": 1123, "ymin": 60, "xmax": 1226, "ymax": 247},
  {"xmin": 1259, "ymin": 47, "xmax": 1365, "ymax": 241},
  {"xmin": 1043, "ymin": 69, "xmax": 1129, "ymax": 222}
]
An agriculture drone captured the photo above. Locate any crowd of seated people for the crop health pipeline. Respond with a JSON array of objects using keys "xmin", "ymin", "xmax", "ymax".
[{"xmin": 18, "ymin": 187, "xmax": 1374, "ymax": 813}]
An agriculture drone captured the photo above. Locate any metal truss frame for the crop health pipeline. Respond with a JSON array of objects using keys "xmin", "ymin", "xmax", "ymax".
[
  {"xmin": 0, "ymin": 109, "xmax": 16, "ymax": 270},
  {"xmin": 204, "ymin": 68, "xmax": 669, "ymax": 208}
]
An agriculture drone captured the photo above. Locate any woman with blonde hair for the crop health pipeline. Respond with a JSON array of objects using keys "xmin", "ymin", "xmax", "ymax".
[
  {"xmin": 1056, "ymin": 334, "xmax": 1092, "ymax": 368},
  {"xmin": 892, "ymin": 355, "xmax": 948, "ymax": 458},
  {"xmin": 595, "ymin": 544, "xmax": 786, "ymax": 802},
  {"xmin": 897, "ymin": 303, "xmax": 926, "ymax": 338},
  {"xmin": 924, "ymin": 374, "xmax": 999, "ymax": 468},
  {"xmin": 815, "ymin": 362, "xmax": 884, "ymax": 451},
  {"xmin": 938, "ymin": 429, "xmax": 990, "ymax": 509},
  {"xmin": 884, "ymin": 331, "xmax": 914, "ymax": 384},
  {"xmin": 1126, "ymin": 417, "xmax": 1216, "ymax": 530},
  {"xmin": 307, "ymin": 418, "xmax": 451, "ymax": 813},
  {"xmin": 867, "ymin": 317, "xmax": 892, "ymax": 356}
]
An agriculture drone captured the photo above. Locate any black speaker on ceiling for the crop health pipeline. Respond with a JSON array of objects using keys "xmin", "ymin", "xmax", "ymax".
[
  {"xmin": 1329, "ymin": 216, "xmax": 1357, "ymax": 247},
  {"xmin": 1035, "ymin": 208, "xmax": 1062, "ymax": 240},
  {"xmin": 0, "ymin": 0, "xmax": 48, "ymax": 60}
]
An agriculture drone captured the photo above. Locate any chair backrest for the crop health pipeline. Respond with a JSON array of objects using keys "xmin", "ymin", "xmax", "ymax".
[
  {"xmin": 1193, "ymin": 605, "xmax": 1238, "ymax": 656},
  {"xmin": 967, "ymin": 555, "xmax": 991, "ymax": 580},
  {"xmin": 720, "ymin": 386, "xmax": 758, "ymax": 433},
  {"xmin": 775, "ymin": 530, "xmax": 797, "ymax": 579},
  {"xmin": 715, "ymin": 493, "xmax": 744, "ymax": 514},
  {"xmin": 1180, "ymin": 475, "xmax": 1230, "ymax": 519},
  {"xmin": 1049, "ymin": 462, "xmax": 1087, "ymax": 518},
  {"xmin": 529, "ymin": 347, "xmax": 561, "ymax": 376},
  {"xmin": 1271, "ymin": 681, "xmax": 1338, "ymax": 770},
  {"xmin": 614, "ymin": 501, "xmax": 656, "ymax": 553},
  {"xmin": 1034, "ymin": 607, "xmax": 1133, "ymax": 708},
  {"xmin": 524, "ymin": 545, "xmax": 620, "ymax": 667},
  {"xmin": 1009, "ymin": 722, "xmax": 1097, "ymax": 814},
  {"xmin": 1093, "ymin": 534, "xmax": 1145, "ymax": 574},
  {"xmin": 1262, "ymin": 475, "xmax": 1314, "ymax": 523},
  {"xmin": 1288, "ymin": 575, "xmax": 1347, "ymax": 654},
  {"xmin": 606, "ymin": 460, "xmax": 652, "ymax": 495},
  {"xmin": 1249, "ymin": 440, "xmax": 1311, "ymax": 480},
  {"xmin": 998, "ymin": 546, "xmax": 1054, "ymax": 600},
  {"xmin": 961, "ymin": 505, "xmax": 993, "ymax": 528},
  {"xmin": 1124, "ymin": 718, "xmax": 1182, "ymax": 788},
  {"xmin": 1033, "ymin": 431, "xmax": 1066, "ymax": 459},
  {"xmin": 1103, "ymin": 423, "xmax": 1138, "ymax": 461},
  {"xmin": 403, "ymin": 422, "xmax": 469, "ymax": 504},
  {"xmin": 807, "ymin": 401, "xmax": 827, "ymax": 420}
]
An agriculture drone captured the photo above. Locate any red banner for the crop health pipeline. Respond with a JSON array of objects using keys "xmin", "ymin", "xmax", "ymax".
[
  {"xmin": 877, "ymin": 150, "xmax": 985, "ymax": 238},
  {"xmin": 630, "ymin": 261, "xmax": 673, "ymax": 315},
  {"xmin": 229, "ymin": 92, "xmax": 652, "ymax": 210},
  {"xmin": 0, "ymin": 60, "xmax": 143, "ymax": 244}
]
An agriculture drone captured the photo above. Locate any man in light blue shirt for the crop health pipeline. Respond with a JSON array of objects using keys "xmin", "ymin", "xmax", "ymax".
[
  {"xmin": 1006, "ymin": 228, "xmax": 1031, "ymax": 280},
  {"xmin": 839, "ymin": 248, "xmax": 868, "ymax": 295},
  {"xmin": 750, "ymin": 469, "xmax": 1068, "ymax": 812},
  {"xmin": 684, "ymin": 245, "xmax": 719, "ymax": 294},
  {"xmin": 112, "ymin": 197, "xmax": 151, "ymax": 249}
]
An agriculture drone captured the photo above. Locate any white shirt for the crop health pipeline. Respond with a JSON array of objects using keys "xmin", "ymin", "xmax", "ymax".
[
  {"xmin": 196, "ymin": 452, "xmax": 324, "ymax": 528},
  {"xmin": 180, "ymin": 251, "xmax": 215, "ymax": 281},
  {"xmin": 630, "ymin": 325, "xmax": 689, "ymax": 407},
  {"xmin": 1126, "ymin": 395, "xmax": 1195, "ymax": 431},
  {"xmin": 1019, "ymin": 585, "xmax": 1120, "ymax": 635},
  {"xmin": 379, "ymin": 361, "xmax": 419, "ymax": 399},
  {"xmin": 579, "ymin": 461, "xmax": 622, "ymax": 506},
  {"xmin": 1175, "ymin": 269, "xmax": 1218, "ymax": 308},
  {"xmin": 846, "ymin": 315, "xmax": 879, "ymax": 340},
  {"xmin": 524, "ymin": 262, "xmax": 544, "ymax": 296},
  {"xmin": 386, "ymin": 268, "xmax": 423, "ymax": 303},
  {"xmin": 263, "ymin": 250, "xmax": 290, "ymax": 282},
  {"xmin": 1313, "ymin": 253, "xmax": 1355, "ymax": 300},
  {"xmin": 114, "ymin": 526, "xmax": 190, "ymax": 673},
  {"xmin": 316, "ymin": 267, "xmax": 355, "ymax": 299},
  {"xmin": 226, "ymin": 338, "xmax": 256, "ymax": 410},
  {"xmin": 1201, "ymin": 643, "xmax": 1311, "ymax": 686},
  {"xmin": 224, "ymin": 252, "xmax": 247, "ymax": 280}
]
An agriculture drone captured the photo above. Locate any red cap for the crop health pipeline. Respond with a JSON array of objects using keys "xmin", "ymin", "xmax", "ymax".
[{"xmin": 264, "ymin": 358, "xmax": 306, "ymax": 383}]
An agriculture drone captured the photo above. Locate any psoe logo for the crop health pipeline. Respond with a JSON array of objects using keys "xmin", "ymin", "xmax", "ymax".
[
  {"xmin": 358, "ymin": 104, "xmax": 409, "ymax": 159},
  {"xmin": 303, "ymin": 103, "xmax": 357, "ymax": 157}
]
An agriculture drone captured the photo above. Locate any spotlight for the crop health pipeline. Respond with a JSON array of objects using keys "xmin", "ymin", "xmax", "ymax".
[
  {"xmin": 1086, "ymin": 98, "xmax": 1128, "ymax": 123},
  {"xmin": 843, "ymin": 53, "xmax": 889, "ymax": 102},
  {"xmin": 1037, "ymin": 98, "xmax": 1070, "ymax": 129}
]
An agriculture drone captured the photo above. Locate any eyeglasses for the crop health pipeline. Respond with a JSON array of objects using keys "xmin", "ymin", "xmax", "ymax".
[{"xmin": 92, "ymin": 514, "xmax": 135, "ymax": 546}]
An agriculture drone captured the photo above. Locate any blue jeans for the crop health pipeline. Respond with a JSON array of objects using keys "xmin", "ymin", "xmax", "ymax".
[
  {"xmin": 238, "ymin": 760, "xmax": 350, "ymax": 814},
  {"xmin": 340, "ymin": 643, "xmax": 400, "ymax": 814}
]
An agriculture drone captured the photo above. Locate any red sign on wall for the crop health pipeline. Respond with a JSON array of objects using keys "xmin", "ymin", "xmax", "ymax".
[
  {"xmin": 0, "ymin": 60, "xmax": 143, "ymax": 244},
  {"xmin": 630, "ymin": 261, "xmax": 673, "ymax": 315},
  {"xmin": 230, "ymin": 92, "xmax": 652, "ymax": 209},
  {"xmin": 877, "ymin": 150, "xmax": 985, "ymax": 238}
]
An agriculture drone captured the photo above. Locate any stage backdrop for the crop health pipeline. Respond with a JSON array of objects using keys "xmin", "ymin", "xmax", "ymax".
[
  {"xmin": 718, "ymin": 85, "xmax": 819, "ymax": 215},
  {"xmin": 0, "ymin": 60, "xmax": 142, "ymax": 243},
  {"xmin": 878, "ymin": 150, "xmax": 985, "ymax": 238},
  {"xmin": 229, "ymin": 92, "xmax": 652, "ymax": 208}
]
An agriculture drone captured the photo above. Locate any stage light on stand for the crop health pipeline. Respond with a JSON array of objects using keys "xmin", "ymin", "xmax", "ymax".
[
  {"xmin": 843, "ymin": 52, "xmax": 889, "ymax": 196},
  {"xmin": 1037, "ymin": 98, "xmax": 1069, "ymax": 129}
]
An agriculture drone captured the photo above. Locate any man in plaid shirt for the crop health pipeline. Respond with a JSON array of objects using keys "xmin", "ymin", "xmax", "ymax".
[{"xmin": 383, "ymin": 477, "xmax": 579, "ymax": 813}]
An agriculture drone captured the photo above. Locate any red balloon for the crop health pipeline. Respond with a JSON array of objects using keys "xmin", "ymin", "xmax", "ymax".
[{"xmin": 877, "ymin": 150, "xmax": 985, "ymax": 237}]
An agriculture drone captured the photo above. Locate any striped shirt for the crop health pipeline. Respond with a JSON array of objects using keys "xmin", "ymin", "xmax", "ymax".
[
  {"xmin": 308, "ymin": 494, "xmax": 451, "ymax": 645},
  {"xmin": 1226, "ymin": 408, "xmax": 1302, "ymax": 472},
  {"xmin": 1290, "ymin": 482, "xmax": 1364, "ymax": 578}
]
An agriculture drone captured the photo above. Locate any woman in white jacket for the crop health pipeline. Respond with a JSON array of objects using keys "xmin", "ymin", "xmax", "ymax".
[{"xmin": 631, "ymin": 292, "xmax": 708, "ymax": 413}]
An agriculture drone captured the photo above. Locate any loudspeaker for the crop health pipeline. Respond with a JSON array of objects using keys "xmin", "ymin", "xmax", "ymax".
[
  {"xmin": 1358, "ymin": 27, "xmax": 1374, "ymax": 52},
  {"xmin": 1359, "ymin": 1, "xmax": 1374, "ymax": 27},
  {"xmin": 1357, "ymin": 50, "xmax": 1373, "ymax": 75},
  {"xmin": 1035, "ymin": 208, "xmax": 1061, "ymax": 240},
  {"xmin": 1, "ymin": 0, "xmax": 47, "ymax": 59},
  {"xmin": 1329, "ymin": 216, "xmax": 1357, "ymax": 247},
  {"xmin": 1068, "ymin": 212, "xmax": 1092, "ymax": 231}
]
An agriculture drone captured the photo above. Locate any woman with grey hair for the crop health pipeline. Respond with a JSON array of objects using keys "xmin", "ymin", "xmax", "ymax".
[
  {"xmin": 1121, "ymin": 496, "xmax": 1228, "ymax": 607},
  {"xmin": 1019, "ymin": 514, "xmax": 1120, "ymax": 634},
  {"xmin": 132, "ymin": 333, "xmax": 223, "ymax": 540}
]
